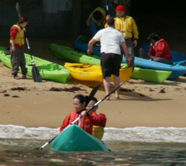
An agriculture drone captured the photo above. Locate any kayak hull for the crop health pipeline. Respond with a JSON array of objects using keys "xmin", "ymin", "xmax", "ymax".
[
  {"xmin": 64, "ymin": 62, "xmax": 132, "ymax": 82},
  {"xmin": 51, "ymin": 124, "xmax": 109, "ymax": 152},
  {"xmin": 0, "ymin": 48, "xmax": 70, "ymax": 83}
]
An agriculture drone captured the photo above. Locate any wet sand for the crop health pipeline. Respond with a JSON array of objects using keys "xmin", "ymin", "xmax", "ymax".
[{"xmin": 0, "ymin": 37, "xmax": 186, "ymax": 129}]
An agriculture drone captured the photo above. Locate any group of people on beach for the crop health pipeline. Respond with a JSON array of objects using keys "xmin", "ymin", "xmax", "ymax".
[{"xmin": 8, "ymin": 1, "xmax": 173, "ymax": 141}]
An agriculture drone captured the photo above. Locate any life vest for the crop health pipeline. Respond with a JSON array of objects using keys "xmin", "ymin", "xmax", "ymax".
[
  {"xmin": 92, "ymin": 125, "xmax": 104, "ymax": 140},
  {"xmin": 105, "ymin": 16, "xmax": 139, "ymax": 39},
  {"xmin": 69, "ymin": 110, "xmax": 92, "ymax": 134},
  {"xmin": 86, "ymin": 7, "xmax": 106, "ymax": 27},
  {"xmin": 10, "ymin": 24, "xmax": 24, "ymax": 46}
]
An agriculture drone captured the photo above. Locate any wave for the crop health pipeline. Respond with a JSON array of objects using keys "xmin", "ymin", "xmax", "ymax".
[{"xmin": 1, "ymin": 124, "xmax": 186, "ymax": 143}]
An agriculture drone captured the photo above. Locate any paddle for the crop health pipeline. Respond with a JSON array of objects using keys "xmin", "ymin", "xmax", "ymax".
[
  {"xmin": 15, "ymin": 3, "xmax": 21, "ymax": 19},
  {"xmin": 25, "ymin": 38, "xmax": 42, "ymax": 82},
  {"xmin": 35, "ymin": 84, "xmax": 100, "ymax": 150},
  {"xmin": 71, "ymin": 81, "xmax": 125, "ymax": 124}
]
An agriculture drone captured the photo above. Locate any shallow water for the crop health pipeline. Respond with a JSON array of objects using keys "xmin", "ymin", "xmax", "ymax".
[
  {"xmin": 1, "ymin": 139, "xmax": 186, "ymax": 165},
  {"xmin": 1, "ymin": 125, "xmax": 186, "ymax": 165}
]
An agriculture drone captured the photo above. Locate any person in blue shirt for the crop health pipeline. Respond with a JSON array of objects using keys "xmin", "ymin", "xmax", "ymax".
[{"xmin": 86, "ymin": 0, "xmax": 118, "ymax": 36}]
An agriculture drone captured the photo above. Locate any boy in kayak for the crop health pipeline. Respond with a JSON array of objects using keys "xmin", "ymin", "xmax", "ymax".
[
  {"xmin": 86, "ymin": 97, "xmax": 106, "ymax": 140},
  {"xmin": 139, "ymin": 33, "xmax": 172, "ymax": 64},
  {"xmin": 56, "ymin": 95, "xmax": 106, "ymax": 136},
  {"xmin": 10, "ymin": 17, "xmax": 28, "ymax": 80},
  {"xmin": 87, "ymin": 0, "xmax": 118, "ymax": 36}
]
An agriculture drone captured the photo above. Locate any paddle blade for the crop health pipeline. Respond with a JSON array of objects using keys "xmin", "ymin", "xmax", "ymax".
[
  {"xmin": 32, "ymin": 65, "xmax": 42, "ymax": 82},
  {"xmin": 15, "ymin": 3, "xmax": 21, "ymax": 18},
  {"xmin": 86, "ymin": 84, "xmax": 100, "ymax": 106}
]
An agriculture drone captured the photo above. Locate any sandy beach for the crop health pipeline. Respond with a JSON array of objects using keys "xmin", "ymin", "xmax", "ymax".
[{"xmin": 0, "ymin": 38, "xmax": 186, "ymax": 129}]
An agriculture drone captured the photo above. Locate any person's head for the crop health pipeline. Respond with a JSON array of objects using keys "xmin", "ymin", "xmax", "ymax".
[
  {"xmin": 17, "ymin": 17, "xmax": 28, "ymax": 27},
  {"xmin": 86, "ymin": 97, "xmax": 98, "ymax": 113},
  {"xmin": 147, "ymin": 33, "xmax": 160, "ymax": 44},
  {"xmin": 107, "ymin": 17, "xmax": 115, "ymax": 27},
  {"xmin": 93, "ymin": 11, "xmax": 103, "ymax": 21},
  {"xmin": 73, "ymin": 94, "xmax": 86, "ymax": 113},
  {"xmin": 116, "ymin": 5, "xmax": 125, "ymax": 18}
]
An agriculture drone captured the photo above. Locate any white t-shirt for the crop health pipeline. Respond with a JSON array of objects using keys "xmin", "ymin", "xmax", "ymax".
[{"xmin": 93, "ymin": 27, "xmax": 125, "ymax": 55}]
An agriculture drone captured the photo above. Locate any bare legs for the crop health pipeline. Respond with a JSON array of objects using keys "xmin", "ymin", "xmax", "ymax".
[
  {"xmin": 103, "ymin": 77, "xmax": 110, "ymax": 100},
  {"xmin": 103, "ymin": 75, "xmax": 120, "ymax": 100},
  {"xmin": 114, "ymin": 75, "xmax": 120, "ymax": 99}
]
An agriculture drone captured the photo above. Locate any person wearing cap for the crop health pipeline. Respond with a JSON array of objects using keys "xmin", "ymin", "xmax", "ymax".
[
  {"xmin": 10, "ymin": 17, "xmax": 28, "ymax": 80},
  {"xmin": 87, "ymin": 0, "xmax": 118, "ymax": 36},
  {"xmin": 105, "ymin": 5, "xmax": 138, "ymax": 73},
  {"xmin": 139, "ymin": 33, "xmax": 172, "ymax": 64},
  {"xmin": 87, "ymin": 17, "xmax": 130, "ymax": 100}
]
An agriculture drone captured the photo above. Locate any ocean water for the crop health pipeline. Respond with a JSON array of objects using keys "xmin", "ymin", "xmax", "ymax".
[{"xmin": 1, "ymin": 125, "xmax": 186, "ymax": 166}]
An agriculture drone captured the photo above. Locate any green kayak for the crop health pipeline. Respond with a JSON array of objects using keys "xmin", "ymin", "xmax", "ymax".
[
  {"xmin": 51, "ymin": 124, "xmax": 109, "ymax": 152},
  {"xmin": 0, "ymin": 47, "xmax": 70, "ymax": 83},
  {"xmin": 50, "ymin": 43, "xmax": 172, "ymax": 83}
]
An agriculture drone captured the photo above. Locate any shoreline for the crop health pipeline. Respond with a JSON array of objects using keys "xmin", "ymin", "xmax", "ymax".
[{"xmin": 0, "ymin": 38, "xmax": 186, "ymax": 129}]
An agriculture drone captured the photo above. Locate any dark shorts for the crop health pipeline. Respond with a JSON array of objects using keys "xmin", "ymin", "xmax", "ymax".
[{"xmin": 101, "ymin": 53, "xmax": 122, "ymax": 78}]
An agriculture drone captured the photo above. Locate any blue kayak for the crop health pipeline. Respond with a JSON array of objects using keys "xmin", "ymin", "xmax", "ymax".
[
  {"xmin": 73, "ymin": 36, "xmax": 186, "ymax": 79},
  {"xmin": 51, "ymin": 124, "xmax": 109, "ymax": 152}
]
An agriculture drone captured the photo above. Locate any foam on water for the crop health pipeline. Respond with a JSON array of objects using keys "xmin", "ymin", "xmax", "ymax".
[{"xmin": 1, "ymin": 124, "xmax": 186, "ymax": 143}]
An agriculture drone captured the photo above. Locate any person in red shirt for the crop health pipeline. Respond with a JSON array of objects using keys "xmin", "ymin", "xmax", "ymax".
[
  {"xmin": 56, "ymin": 95, "xmax": 106, "ymax": 136},
  {"xmin": 139, "ymin": 33, "xmax": 172, "ymax": 64},
  {"xmin": 86, "ymin": 97, "xmax": 107, "ymax": 140},
  {"xmin": 10, "ymin": 17, "xmax": 28, "ymax": 79}
]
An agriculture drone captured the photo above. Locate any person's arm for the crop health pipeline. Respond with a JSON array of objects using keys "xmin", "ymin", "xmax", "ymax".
[
  {"xmin": 153, "ymin": 41, "xmax": 166, "ymax": 59},
  {"xmin": 56, "ymin": 113, "xmax": 71, "ymax": 135},
  {"xmin": 10, "ymin": 26, "xmax": 18, "ymax": 52},
  {"xmin": 131, "ymin": 18, "xmax": 139, "ymax": 48},
  {"xmin": 88, "ymin": 112, "xmax": 107, "ymax": 127},
  {"xmin": 149, "ymin": 46, "xmax": 156, "ymax": 57},
  {"xmin": 121, "ymin": 41, "xmax": 130, "ymax": 65},
  {"xmin": 87, "ymin": 38, "xmax": 98, "ymax": 55}
]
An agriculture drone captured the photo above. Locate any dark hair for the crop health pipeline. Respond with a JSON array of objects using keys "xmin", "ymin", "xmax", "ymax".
[
  {"xmin": 73, "ymin": 94, "xmax": 86, "ymax": 104},
  {"xmin": 93, "ymin": 11, "xmax": 103, "ymax": 21},
  {"xmin": 107, "ymin": 17, "xmax": 115, "ymax": 26},
  {"xmin": 91, "ymin": 97, "xmax": 98, "ymax": 103},
  {"xmin": 147, "ymin": 33, "xmax": 160, "ymax": 42},
  {"xmin": 17, "ymin": 17, "xmax": 28, "ymax": 24}
]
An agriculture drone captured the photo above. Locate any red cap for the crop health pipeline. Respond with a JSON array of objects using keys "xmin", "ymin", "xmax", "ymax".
[{"xmin": 116, "ymin": 5, "xmax": 125, "ymax": 12}]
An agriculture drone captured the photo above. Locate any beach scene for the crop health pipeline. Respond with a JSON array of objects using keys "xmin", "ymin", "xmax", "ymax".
[{"xmin": 1, "ymin": 0, "xmax": 186, "ymax": 165}]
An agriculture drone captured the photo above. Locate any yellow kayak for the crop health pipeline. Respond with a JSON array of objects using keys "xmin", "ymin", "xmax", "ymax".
[{"xmin": 64, "ymin": 63, "xmax": 132, "ymax": 82}]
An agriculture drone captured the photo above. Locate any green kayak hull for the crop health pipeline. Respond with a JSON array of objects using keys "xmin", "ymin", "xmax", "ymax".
[
  {"xmin": 0, "ymin": 47, "xmax": 70, "ymax": 83},
  {"xmin": 51, "ymin": 124, "xmax": 109, "ymax": 152},
  {"xmin": 50, "ymin": 43, "xmax": 172, "ymax": 83}
]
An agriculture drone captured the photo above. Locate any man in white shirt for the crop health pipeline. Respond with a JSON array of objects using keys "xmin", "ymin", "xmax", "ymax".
[{"xmin": 87, "ymin": 17, "xmax": 130, "ymax": 99}]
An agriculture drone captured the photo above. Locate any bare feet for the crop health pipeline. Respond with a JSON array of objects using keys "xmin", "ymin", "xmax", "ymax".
[
  {"xmin": 115, "ymin": 96, "xmax": 120, "ymax": 99},
  {"xmin": 106, "ymin": 97, "xmax": 110, "ymax": 100},
  {"xmin": 127, "ymin": 79, "xmax": 133, "ymax": 83}
]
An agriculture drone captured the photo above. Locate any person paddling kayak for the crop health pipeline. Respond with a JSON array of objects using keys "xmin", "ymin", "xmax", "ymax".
[
  {"xmin": 56, "ymin": 95, "xmax": 106, "ymax": 136},
  {"xmin": 86, "ymin": 97, "xmax": 107, "ymax": 140}
]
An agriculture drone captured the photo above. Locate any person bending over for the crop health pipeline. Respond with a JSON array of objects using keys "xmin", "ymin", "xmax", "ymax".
[
  {"xmin": 139, "ymin": 33, "xmax": 172, "ymax": 64},
  {"xmin": 86, "ymin": 97, "xmax": 106, "ymax": 140}
]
